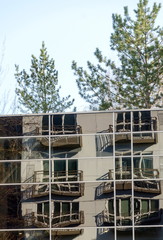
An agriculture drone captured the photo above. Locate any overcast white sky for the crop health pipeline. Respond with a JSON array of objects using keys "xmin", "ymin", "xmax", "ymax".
[{"xmin": 0, "ymin": 0, "xmax": 162, "ymax": 113}]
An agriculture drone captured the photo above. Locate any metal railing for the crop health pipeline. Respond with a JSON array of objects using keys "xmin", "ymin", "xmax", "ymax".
[
  {"xmin": 25, "ymin": 211, "xmax": 84, "ymax": 228},
  {"xmin": 102, "ymin": 210, "xmax": 160, "ymax": 226},
  {"xmin": 23, "ymin": 170, "xmax": 84, "ymax": 199},
  {"xmin": 51, "ymin": 182, "xmax": 84, "ymax": 196},
  {"xmin": 134, "ymin": 168, "xmax": 159, "ymax": 179},
  {"xmin": 42, "ymin": 125, "xmax": 82, "ymax": 135},
  {"xmin": 52, "ymin": 211, "xmax": 84, "ymax": 227},
  {"xmin": 24, "ymin": 170, "xmax": 83, "ymax": 183}
]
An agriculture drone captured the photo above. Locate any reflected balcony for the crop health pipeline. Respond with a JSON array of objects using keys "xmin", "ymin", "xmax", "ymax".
[
  {"xmin": 101, "ymin": 168, "xmax": 160, "ymax": 194},
  {"xmin": 24, "ymin": 170, "xmax": 83, "ymax": 183},
  {"xmin": 115, "ymin": 131, "xmax": 157, "ymax": 144},
  {"xmin": 23, "ymin": 170, "xmax": 84, "ymax": 198},
  {"xmin": 102, "ymin": 209, "xmax": 161, "ymax": 227},
  {"xmin": 22, "ymin": 183, "xmax": 84, "ymax": 199},
  {"xmin": 26, "ymin": 211, "xmax": 84, "ymax": 228},
  {"xmin": 115, "ymin": 167, "xmax": 159, "ymax": 181},
  {"xmin": 24, "ymin": 212, "xmax": 49, "ymax": 228},
  {"xmin": 53, "ymin": 170, "xmax": 83, "ymax": 182},
  {"xmin": 22, "ymin": 184, "xmax": 49, "ymax": 200},
  {"xmin": 51, "ymin": 182, "xmax": 84, "ymax": 197},
  {"xmin": 96, "ymin": 171, "xmax": 114, "ymax": 196},
  {"xmin": 41, "ymin": 125, "xmax": 82, "ymax": 149},
  {"xmin": 115, "ymin": 114, "xmax": 157, "ymax": 144},
  {"xmin": 134, "ymin": 210, "xmax": 161, "ymax": 225},
  {"xmin": 134, "ymin": 180, "xmax": 161, "ymax": 194},
  {"xmin": 51, "ymin": 211, "xmax": 84, "ymax": 228},
  {"xmin": 102, "ymin": 211, "xmax": 132, "ymax": 227}
]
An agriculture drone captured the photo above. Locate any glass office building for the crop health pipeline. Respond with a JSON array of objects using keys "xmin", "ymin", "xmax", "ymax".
[{"xmin": 0, "ymin": 109, "xmax": 163, "ymax": 240}]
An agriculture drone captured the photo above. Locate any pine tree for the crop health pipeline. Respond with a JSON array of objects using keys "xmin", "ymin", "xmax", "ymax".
[
  {"xmin": 110, "ymin": 0, "xmax": 163, "ymax": 108},
  {"xmin": 72, "ymin": 48, "xmax": 114, "ymax": 110},
  {"xmin": 15, "ymin": 42, "xmax": 74, "ymax": 113},
  {"xmin": 72, "ymin": 0, "xmax": 163, "ymax": 109}
]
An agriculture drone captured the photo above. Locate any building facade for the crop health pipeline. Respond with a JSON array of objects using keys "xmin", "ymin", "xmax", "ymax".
[{"xmin": 0, "ymin": 109, "xmax": 163, "ymax": 240}]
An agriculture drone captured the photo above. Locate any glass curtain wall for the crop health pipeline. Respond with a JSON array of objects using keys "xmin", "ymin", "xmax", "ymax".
[{"xmin": 0, "ymin": 111, "xmax": 162, "ymax": 240}]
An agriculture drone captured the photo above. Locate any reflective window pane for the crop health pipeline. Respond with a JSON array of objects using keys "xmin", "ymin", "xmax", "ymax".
[
  {"xmin": 0, "ymin": 231, "xmax": 50, "ymax": 240},
  {"xmin": 0, "ymin": 137, "xmax": 50, "ymax": 160},
  {"xmin": 115, "ymin": 157, "xmax": 132, "ymax": 179},
  {"xmin": 135, "ymin": 227, "xmax": 163, "ymax": 240},
  {"xmin": 115, "ymin": 112, "xmax": 131, "ymax": 132},
  {"xmin": 96, "ymin": 134, "xmax": 113, "ymax": 156},
  {"xmin": 0, "ymin": 116, "xmax": 22, "ymax": 136},
  {"xmin": 115, "ymin": 134, "xmax": 131, "ymax": 156},
  {"xmin": 0, "ymin": 185, "xmax": 50, "ymax": 229},
  {"xmin": 117, "ymin": 228, "xmax": 133, "ymax": 240},
  {"xmin": 0, "ymin": 160, "xmax": 51, "ymax": 183}
]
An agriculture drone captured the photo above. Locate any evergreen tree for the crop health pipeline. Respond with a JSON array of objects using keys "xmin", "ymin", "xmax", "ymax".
[
  {"xmin": 15, "ymin": 42, "xmax": 74, "ymax": 113},
  {"xmin": 72, "ymin": 0, "xmax": 163, "ymax": 109},
  {"xmin": 72, "ymin": 48, "xmax": 114, "ymax": 110}
]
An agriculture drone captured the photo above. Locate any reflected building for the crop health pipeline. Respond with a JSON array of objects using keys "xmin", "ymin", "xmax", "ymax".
[{"xmin": 0, "ymin": 110, "xmax": 163, "ymax": 239}]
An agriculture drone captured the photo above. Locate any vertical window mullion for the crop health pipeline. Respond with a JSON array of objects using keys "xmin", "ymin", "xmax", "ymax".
[
  {"xmin": 131, "ymin": 111, "xmax": 135, "ymax": 240},
  {"xmin": 113, "ymin": 112, "xmax": 117, "ymax": 240},
  {"xmin": 49, "ymin": 114, "xmax": 52, "ymax": 240}
]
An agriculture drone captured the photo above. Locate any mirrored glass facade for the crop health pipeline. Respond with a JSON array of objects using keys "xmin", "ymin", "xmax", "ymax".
[{"xmin": 0, "ymin": 110, "xmax": 163, "ymax": 239}]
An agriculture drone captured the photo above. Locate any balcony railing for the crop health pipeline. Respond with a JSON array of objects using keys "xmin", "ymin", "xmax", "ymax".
[
  {"xmin": 134, "ymin": 168, "xmax": 159, "ymax": 179},
  {"xmin": 97, "ymin": 167, "xmax": 154, "ymax": 181},
  {"xmin": 40, "ymin": 125, "xmax": 82, "ymax": 148},
  {"xmin": 24, "ymin": 170, "xmax": 83, "ymax": 183},
  {"xmin": 52, "ymin": 211, "xmax": 84, "ymax": 227},
  {"xmin": 25, "ymin": 211, "xmax": 84, "ymax": 228},
  {"xmin": 134, "ymin": 180, "xmax": 161, "ymax": 194},
  {"xmin": 23, "ymin": 170, "xmax": 84, "ymax": 199},
  {"xmin": 100, "ymin": 167, "xmax": 160, "ymax": 194},
  {"xmin": 102, "ymin": 210, "xmax": 161, "ymax": 226},
  {"xmin": 42, "ymin": 125, "xmax": 82, "ymax": 135},
  {"xmin": 53, "ymin": 170, "xmax": 83, "ymax": 182},
  {"xmin": 22, "ymin": 184, "xmax": 49, "ymax": 200},
  {"xmin": 51, "ymin": 182, "xmax": 84, "ymax": 197},
  {"xmin": 102, "ymin": 179, "xmax": 160, "ymax": 194},
  {"xmin": 115, "ymin": 167, "xmax": 159, "ymax": 179}
]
